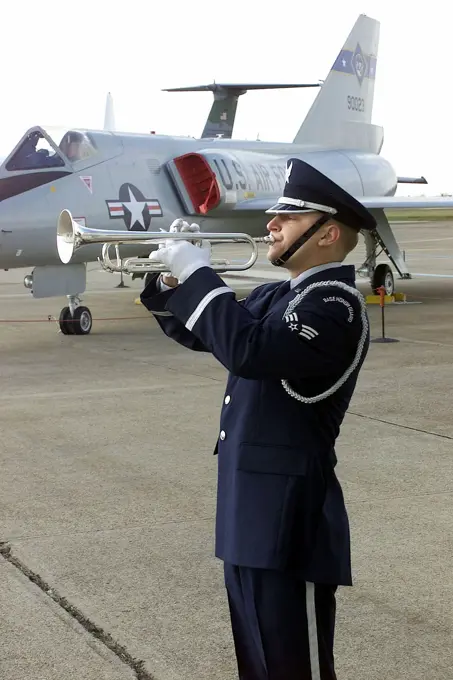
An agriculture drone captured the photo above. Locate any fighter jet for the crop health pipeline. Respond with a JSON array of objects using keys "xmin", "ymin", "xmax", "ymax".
[{"xmin": 0, "ymin": 13, "xmax": 451, "ymax": 336}]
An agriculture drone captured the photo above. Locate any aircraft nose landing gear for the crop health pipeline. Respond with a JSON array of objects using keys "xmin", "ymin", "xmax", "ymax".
[
  {"xmin": 22, "ymin": 264, "xmax": 92, "ymax": 335},
  {"xmin": 59, "ymin": 295, "xmax": 93, "ymax": 335}
]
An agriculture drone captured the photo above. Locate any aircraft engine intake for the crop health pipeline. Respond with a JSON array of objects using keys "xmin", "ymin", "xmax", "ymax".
[{"xmin": 166, "ymin": 149, "xmax": 290, "ymax": 216}]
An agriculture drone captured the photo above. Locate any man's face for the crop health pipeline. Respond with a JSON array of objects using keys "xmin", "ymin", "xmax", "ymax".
[{"xmin": 265, "ymin": 212, "xmax": 322, "ymax": 265}]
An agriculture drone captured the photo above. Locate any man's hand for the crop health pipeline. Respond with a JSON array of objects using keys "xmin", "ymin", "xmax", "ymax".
[
  {"xmin": 168, "ymin": 218, "xmax": 201, "ymax": 241},
  {"xmin": 150, "ymin": 240, "xmax": 211, "ymax": 283},
  {"xmin": 150, "ymin": 218, "xmax": 210, "ymax": 283}
]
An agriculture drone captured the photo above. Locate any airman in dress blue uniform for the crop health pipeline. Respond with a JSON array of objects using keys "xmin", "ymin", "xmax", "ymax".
[{"xmin": 140, "ymin": 158, "xmax": 377, "ymax": 679}]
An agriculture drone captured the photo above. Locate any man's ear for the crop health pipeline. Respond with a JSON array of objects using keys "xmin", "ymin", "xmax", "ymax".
[{"xmin": 317, "ymin": 222, "xmax": 340, "ymax": 246}]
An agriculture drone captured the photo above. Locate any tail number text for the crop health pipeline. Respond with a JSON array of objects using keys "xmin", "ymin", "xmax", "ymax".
[{"xmin": 347, "ymin": 96, "xmax": 365, "ymax": 112}]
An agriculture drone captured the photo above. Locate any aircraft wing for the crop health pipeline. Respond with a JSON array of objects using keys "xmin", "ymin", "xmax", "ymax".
[
  {"xmin": 231, "ymin": 195, "xmax": 453, "ymax": 212},
  {"xmin": 233, "ymin": 197, "xmax": 279, "ymax": 212},
  {"xmin": 360, "ymin": 196, "xmax": 453, "ymax": 210}
]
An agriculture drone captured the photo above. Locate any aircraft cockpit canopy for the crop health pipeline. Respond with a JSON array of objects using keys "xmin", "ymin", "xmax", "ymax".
[
  {"xmin": 5, "ymin": 128, "xmax": 98, "ymax": 172},
  {"xmin": 58, "ymin": 130, "xmax": 98, "ymax": 163},
  {"xmin": 0, "ymin": 127, "xmax": 102, "ymax": 202},
  {"xmin": 5, "ymin": 130, "xmax": 65, "ymax": 171}
]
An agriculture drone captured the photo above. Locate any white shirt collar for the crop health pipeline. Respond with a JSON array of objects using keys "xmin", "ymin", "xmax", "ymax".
[{"xmin": 289, "ymin": 262, "xmax": 345, "ymax": 289}]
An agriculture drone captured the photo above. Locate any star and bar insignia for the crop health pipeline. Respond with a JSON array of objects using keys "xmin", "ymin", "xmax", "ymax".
[{"xmin": 106, "ymin": 182, "xmax": 163, "ymax": 231}]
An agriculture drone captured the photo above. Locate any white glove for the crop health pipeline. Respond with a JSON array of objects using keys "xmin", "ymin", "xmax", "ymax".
[
  {"xmin": 152, "ymin": 218, "xmax": 204, "ymax": 286},
  {"xmin": 149, "ymin": 240, "xmax": 211, "ymax": 283},
  {"xmin": 164, "ymin": 218, "xmax": 201, "ymax": 245},
  {"xmin": 169, "ymin": 218, "xmax": 201, "ymax": 234},
  {"xmin": 151, "ymin": 218, "xmax": 202, "ymax": 252}
]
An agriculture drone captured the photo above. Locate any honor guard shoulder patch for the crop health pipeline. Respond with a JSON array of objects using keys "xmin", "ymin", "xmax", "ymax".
[{"xmin": 322, "ymin": 295, "xmax": 355, "ymax": 322}]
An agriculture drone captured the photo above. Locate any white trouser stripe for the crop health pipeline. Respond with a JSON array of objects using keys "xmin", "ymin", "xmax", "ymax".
[
  {"xmin": 306, "ymin": 582, "xmax": 321, "ymax": 680},
  {"xmin": 185, "ymin": 286, "xmax": 232, "ymax": 331}
]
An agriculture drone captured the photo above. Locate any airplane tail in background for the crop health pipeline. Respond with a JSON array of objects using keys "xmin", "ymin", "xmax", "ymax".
[
  {"xmin": 163, "ymin": 83, "xmax": 321, "ymax": 139},
  {"xmin": 200, "ymin": 85, "xmax": 243, "ymax": 139},
  {"xmin": 103, "ymin": 92, "xmax": 116, "ymax": 131},
  {"xmin": 293, "ymin": 14, "xmax": 383, "ymax": 153}
]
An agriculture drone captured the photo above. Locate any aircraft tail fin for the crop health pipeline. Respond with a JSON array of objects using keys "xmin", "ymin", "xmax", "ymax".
[
  {"xmin": 103, "ymin": 92, "xmax": 116, "ymax": 131},
  {"xmin": 293, "ymin": 14, "xmax": 382, "ymax": 153},
  {"xmin": 163, "ymin": 82, "xmax": 320, "ymax": 139}
]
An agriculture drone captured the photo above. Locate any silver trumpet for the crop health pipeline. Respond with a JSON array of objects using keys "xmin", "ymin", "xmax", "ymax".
[{"xmin": 57, "ymin": 209, "xmax": 272, "ymax": 274}]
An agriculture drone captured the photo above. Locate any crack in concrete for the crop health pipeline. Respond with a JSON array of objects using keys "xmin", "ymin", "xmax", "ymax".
[
  {"xmin": 5, "ymin": 515, "xmax": 213, "ymax": 543},
  {"xmin": 0, "ymin": 542, "xmax": 156, "ymax": 680},
  {"xmin": 349, "ymin": 412, "xmax": 453, "ymax": 440}
]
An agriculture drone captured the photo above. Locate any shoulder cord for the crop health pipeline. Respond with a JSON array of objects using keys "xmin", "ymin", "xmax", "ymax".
[{"xmin": 281, "ymin": 280, "xmax": 369, "ymax": 404}]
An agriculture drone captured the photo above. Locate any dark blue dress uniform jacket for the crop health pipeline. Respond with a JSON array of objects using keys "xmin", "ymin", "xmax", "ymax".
[{"xmin": 140, "ymin": 263, "xmax": 370, "ymax": 586}]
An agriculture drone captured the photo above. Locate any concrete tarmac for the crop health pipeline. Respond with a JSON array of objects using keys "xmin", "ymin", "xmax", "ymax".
[{"xmin": 1, "ymin": 221, "xmax": 453, "ymax": 679}]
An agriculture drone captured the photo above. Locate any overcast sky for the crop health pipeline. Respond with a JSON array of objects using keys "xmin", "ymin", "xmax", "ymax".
[{"xmin": 2, "ymin": 0, "xmax": 451, "ymax": 195}]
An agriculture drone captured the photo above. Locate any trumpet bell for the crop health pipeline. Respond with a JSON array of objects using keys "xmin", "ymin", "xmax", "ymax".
[{"xmin": 57, "ymin": 209, "xmax": 78, "ymax": 264}]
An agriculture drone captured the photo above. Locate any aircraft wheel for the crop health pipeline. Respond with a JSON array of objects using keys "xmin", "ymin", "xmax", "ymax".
[
  {"xmin": 72, "ymin": 306, "xmax": 93, "ymax": 335},
  {"xmin": 371, "ymin": 264, "xmax": 394, "ymax": 296},
  {"xmin": 59, "ymin": 306, "xmax": 75, "ymax": 335}
]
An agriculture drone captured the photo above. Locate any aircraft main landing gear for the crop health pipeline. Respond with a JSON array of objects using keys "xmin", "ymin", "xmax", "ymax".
[
  {"xmin": 358, "ymin": 212, "xmax": 412, "ymax": 295},
  {"xmin": 59, "ymin": 295, "xmax": 93, "ymax": 335},
  {"xmin": 371, "ymin": 263, "xmax": 395, "ymax": 296}
]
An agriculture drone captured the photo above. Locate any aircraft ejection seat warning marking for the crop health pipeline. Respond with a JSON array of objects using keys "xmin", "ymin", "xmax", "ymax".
[
  {"xmin": 80, "ymin": 176, "xmax": 93, "ymax": 193},
  {"xmin": 106, "ymin": 183, "xmax": 163, "ymax": 231}
]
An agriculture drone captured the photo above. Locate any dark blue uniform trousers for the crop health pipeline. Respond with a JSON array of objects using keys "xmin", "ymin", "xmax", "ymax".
[{"xmin": 224, "ymin": 563, "xmax": 337, "ymax": 680}]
